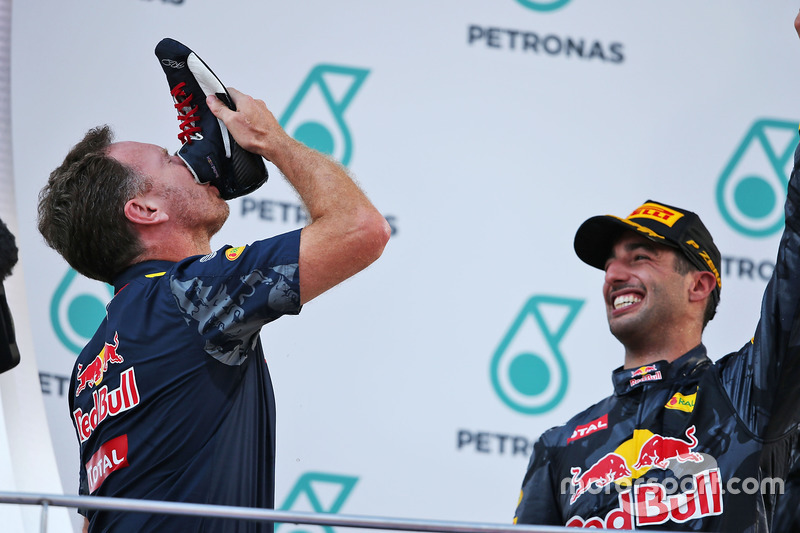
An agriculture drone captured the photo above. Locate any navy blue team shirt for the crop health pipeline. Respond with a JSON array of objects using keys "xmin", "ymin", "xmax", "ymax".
[{"xmin": 69, "ymin": 229, "xmax": 302, "ymax": 532}]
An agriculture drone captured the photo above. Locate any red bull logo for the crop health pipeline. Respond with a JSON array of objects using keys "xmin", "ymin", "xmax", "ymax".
[
  {"xmin": 570, "ymin": 453, "xmax": 631, "ymax": 504},
  {"xmin": 633, "ymin": 426, "xmax": 703, "ymax": 470},
  {"xmin": 566, "ymin": 468, "xmax": 723, "ymax": 528},
  {"xmin": 630, "ymin": 364, "xmax": 659, "ymax": 378},
  {"xmin": 569, "ymin": 425, "xmax": 704, "ymax": 505},
  {"xmin": 75, "ymin": 332, "xmax": 124, "ymax": 397},
  {"xmin": 629, "ymin": 371, "xmax": 662, "ymax": 387},
  {"xmin": 73, "ymin": 367, "xmax": 140, "ymax": 443}
]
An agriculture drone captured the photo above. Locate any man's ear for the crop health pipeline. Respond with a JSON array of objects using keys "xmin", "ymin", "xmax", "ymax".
[
  {"xmin": 124, "ymin": 196, "xmax": 169, "ymax": 226},
  {"xmin": 688, "ymin": 270, "xmax": 717, "ymax": 303}
]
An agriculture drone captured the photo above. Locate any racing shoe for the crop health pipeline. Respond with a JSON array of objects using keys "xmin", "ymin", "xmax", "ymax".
[{"xmin": 155, "ymin": 37, "xmax": 268, "ymax": 200}]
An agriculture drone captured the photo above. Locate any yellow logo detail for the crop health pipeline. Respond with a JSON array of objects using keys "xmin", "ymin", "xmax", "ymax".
[
  {"xmin": 225, "ymin": 246, "xmax": 246, "ymax": 261},
  {"xmin": 145, "ymin": 271, "xmax": 166, "ymax": 278},
  {"xmin": 627, "ymin": 202, "xmax": 684, "ymax": 227},
  {"xmin": 698, "ymin": 250, "xmax": 722, "ymax": 288},
  {"xmin": 665, "ymin": 391, "xmax": 697, "ymax": 413},
  {"xmin": 611, "ymin": 429, "xmax": 657, "ymax": 484},
  {"xmin": 613, "ymin": 217, "xmax": 666, "ymax": 241}
]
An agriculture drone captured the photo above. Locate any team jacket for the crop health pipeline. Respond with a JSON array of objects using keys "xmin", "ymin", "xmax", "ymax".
[
  {"xmin": 513, "ymin": 145, "xmax": 800, "ymax": 531},
  {"xmin": 69, "ymin": 230, "xmax": 302, "ymax": 532}
]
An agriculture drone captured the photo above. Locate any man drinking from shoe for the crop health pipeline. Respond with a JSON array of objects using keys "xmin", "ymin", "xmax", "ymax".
[{"xmin": 38, "ymin": 73, "xmax": 390, "ymax": 533}]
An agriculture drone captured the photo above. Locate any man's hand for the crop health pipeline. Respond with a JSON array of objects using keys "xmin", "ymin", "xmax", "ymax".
[
  {"xmin": 206, "ymin": 88, "xmax": 291, "ymax": 162},
  {"xmin": 795, "ymin": 9, "xmax": 800, "ymax": 39},
  {"xmin": 207, "ymin": 87, "xmax": 391, "ymax": 304}
]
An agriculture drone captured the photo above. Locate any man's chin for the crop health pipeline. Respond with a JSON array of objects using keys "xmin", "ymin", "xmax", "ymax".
[{"xmin": 207, "ymin": 208, "xmax": 231, "ymax": 238}]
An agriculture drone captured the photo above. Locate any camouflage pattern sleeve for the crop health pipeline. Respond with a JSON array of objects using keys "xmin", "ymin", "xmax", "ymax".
[
  {"xmin": 513, "ymin": 431, "xmax": 563, "ymax": 525},
  {"xmin": 718, "ymin": 141, "xmax": 800, "ymax": 438}
]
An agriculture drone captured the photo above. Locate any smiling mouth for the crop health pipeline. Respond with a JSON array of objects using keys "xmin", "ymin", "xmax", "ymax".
[{"xmin": 613, "ymin": 294, "xmax": 642, "ymax": 310}]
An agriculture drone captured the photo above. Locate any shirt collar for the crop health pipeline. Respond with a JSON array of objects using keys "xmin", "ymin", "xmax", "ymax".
[
  {"xmin": 611, "ymin": 344, "xmax": 710, "ymax": 396},
  {"xmin": 112, "ymin": 260, "xmax": 176, "ymax": 294}
]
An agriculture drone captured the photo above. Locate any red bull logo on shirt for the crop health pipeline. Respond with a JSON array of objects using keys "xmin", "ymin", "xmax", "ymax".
[
  {"xmin": 570, "ymin": 453, "xmax": 631, "ymax": 504},
  {"xmin": 73, "ymin": 367, "xmax": 140, "ymax": 443},
  {"xmin": 75, "ymin": 332, "xmax": 124, "ymax": 397},
  {"xmin": 630, "ymin": 364, "xmax": 658, "ymax": 378},
  {"xmin": 566, "ymin": 469, "xmax": 723, "ymax": 528},
  {"xmin": 569, "ymin": 425, "xmax": 703, "ymax": 504},
  {"xmin": 629, "ymin": 365, "xmax": 662, "ymax": 387},
  {"xmin": 566, "ymin": 426, "xmax": 722, "ymax": 527},
  {"xmin": 632, "ymin": 426, "xmax": 703, "ymax": 470}
]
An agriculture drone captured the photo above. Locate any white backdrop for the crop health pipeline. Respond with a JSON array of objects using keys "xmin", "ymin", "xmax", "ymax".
[{"xmin": 6, "ymin": 1, "xmax": 800, "ymax": 532}]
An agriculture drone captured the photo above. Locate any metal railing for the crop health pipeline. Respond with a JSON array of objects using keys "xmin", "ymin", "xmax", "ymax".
[{"xmin": 0, "ymin": 492, "xmax": 678, "ymax": 533}]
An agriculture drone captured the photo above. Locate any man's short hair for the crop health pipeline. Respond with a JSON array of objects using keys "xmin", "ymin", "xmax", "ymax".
[{"xmin": 37, "ymin": 126, "xmax": 149, "ymax": 284}]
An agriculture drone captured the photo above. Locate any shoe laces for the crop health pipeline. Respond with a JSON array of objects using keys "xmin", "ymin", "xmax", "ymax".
[{"xmin": 170, "ymin": 82, "xmax": 202, "ymax": 144}]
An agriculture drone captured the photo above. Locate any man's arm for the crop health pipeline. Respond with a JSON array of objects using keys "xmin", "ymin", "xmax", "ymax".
[{"xmin": 207, "ymin": 88, "xmax": 391, "ymax": 305}]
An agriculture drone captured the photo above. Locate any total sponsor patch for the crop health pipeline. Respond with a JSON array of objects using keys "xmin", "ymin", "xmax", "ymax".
[
  {"xmin": 86, "ymin": 434, "xmax": 129, "ymax": 493},
  {"xmin": 567, "ymin": 414, "xmax": 608, "ymax": 444}
]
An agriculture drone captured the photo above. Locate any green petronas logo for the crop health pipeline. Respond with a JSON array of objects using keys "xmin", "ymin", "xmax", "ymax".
[
  {"xmin": 716, "ymin": 118, "xmax": 799, "ymax": 238},
  {"xmin": 515, "ymin": 0, "xmax": 571, "ymax": 12},
  {"xmin": 280, "ymin": 65, "xmax": 370, "ymax": 166},
  {"xmin": 490, "ymin": 295, "xmax": 583, "ymax": 415},
  {"xmin": 50, "ymin": 268, "xmax": 113, "ymax": 355},
  {"xmin": 277, "ymin": 472, "xmax": 358, "ymax": 533}
]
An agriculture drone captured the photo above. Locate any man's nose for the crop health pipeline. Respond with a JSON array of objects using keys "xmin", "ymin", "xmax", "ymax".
[{"xmin": 604, "ymin": 258, "xmax": 630, "ymax": 285}]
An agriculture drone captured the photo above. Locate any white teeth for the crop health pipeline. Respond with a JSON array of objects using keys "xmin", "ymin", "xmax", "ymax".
[{"xmin": 614, "ymin": 294, "xmax": 641, "ymax": 309}]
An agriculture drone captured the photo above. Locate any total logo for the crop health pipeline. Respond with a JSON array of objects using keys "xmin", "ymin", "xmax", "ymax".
[
  {"xmin": 277, "ymin": 472, "xmax": 359, "ymax": 533},
  {"xmin": 716, "ymin": 118, "xmax": 799, "ymax": 238},
  {"xmin": 515, "ymin": 0, "xmax": 571, "ymax": 12},
  {"xmin": 280, "ymin": 65, "xmax": 370, "ymax": 166},
  {"xmin": 490, "ymin": 295, "xmax": 584, "ymax": 415}
]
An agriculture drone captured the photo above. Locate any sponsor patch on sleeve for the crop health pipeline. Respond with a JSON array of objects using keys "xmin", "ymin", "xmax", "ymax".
[
  {"xmin": 86, "ymin": 434, "xmax": 129, "ymax": 493},
  {"xmin": 225, "ymin": 246, "xmax": 246, "ymax": 261}
]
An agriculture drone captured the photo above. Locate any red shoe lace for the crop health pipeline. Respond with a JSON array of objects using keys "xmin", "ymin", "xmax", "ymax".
[{"xmin": 170, "ymin": 82, "xmax": 202, "ymax": 144}]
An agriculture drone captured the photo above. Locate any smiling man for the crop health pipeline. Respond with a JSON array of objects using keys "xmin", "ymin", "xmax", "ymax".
[{"xmin": 512, "ymin": 194, "xmax": 800, "ymax": 531}]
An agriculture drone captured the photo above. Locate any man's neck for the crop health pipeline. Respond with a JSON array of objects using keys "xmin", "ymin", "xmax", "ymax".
[
  {"xmin": 622, "ymin": 337, "xmax": 702, "ymax": 369},
  {"xmin": 135, "ymin": 225, "xmax": 213, "ymax": 263}
]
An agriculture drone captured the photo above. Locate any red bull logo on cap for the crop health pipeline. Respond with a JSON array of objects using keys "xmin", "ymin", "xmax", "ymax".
[
  {"xmin": 627, "ymin": 202, "xmax": 684, "ymax": 228},
  {"xmin": 75, "ymin": 332, "xmax": 125, "ymax": 397}
]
